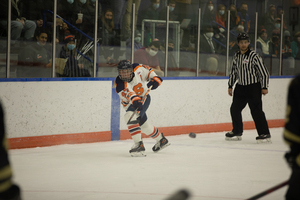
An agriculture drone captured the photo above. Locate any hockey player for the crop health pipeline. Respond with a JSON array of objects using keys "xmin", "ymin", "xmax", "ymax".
[
  {"xmin": 115, "ymin": 60, "xmax": 170, "ymax": 156},
  {"xmin": 283, "ymin": 74, "xmax": 300, "ymax": 200},
  {"xmin": 0, "ymin": 101, "xmax": 21, "ymax": 200},
  {"xmin": 226, "ymin": 32, "xmax": 271, "ymax": 142}
]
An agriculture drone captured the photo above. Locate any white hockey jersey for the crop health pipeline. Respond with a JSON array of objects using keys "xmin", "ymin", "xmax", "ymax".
[{"xmin": 115, "ymin": 63, "xmax": 159, "ymax": 110}]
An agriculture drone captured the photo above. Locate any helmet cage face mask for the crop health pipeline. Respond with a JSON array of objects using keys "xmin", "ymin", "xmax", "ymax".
[
  {"xmin": 118, "ymin": 68, "xmax": 133, "ymax": 82},
  {"xmin": 117, "ymin": 60, "xmax": 133, "ymax": 82}
]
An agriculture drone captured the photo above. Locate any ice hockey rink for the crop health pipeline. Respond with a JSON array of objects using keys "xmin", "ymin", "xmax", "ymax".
[{"xmin": 9, "ymin": 127, "xmax": 290, "ymax": 200}]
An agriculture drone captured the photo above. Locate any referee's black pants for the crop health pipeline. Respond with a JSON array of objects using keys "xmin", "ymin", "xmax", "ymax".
[{"xmin": 230, "ymin": 82, "xmax": 270, "ymax": 135}]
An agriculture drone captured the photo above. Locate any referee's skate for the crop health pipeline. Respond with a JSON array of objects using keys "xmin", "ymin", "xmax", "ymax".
[
  {"xmin": 225, "ymin": 131, "xmax": 242, "ymax": 141},
  {"xmin": 256, "ymin": 134, "xmax": 272, "ymax": 143}
]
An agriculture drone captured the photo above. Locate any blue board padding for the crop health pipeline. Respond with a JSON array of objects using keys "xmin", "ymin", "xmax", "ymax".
[{"xmin": 110, "ymin": 81, "xmax": 120, "ymax": 140}]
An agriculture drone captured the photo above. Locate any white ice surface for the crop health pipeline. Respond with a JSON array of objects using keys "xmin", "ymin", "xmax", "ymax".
[{"xmin": 9, "ymin": 128, "xmax": 291, "ymax": 200}]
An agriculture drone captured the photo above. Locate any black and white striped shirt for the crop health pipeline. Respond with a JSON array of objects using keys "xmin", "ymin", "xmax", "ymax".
[{"xmin": 228, "ymin": 49, "xmax": 269, "ymax": 89}]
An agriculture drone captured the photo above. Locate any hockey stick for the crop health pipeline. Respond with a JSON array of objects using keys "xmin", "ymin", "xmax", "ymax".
[
  {"xmin": 245, "ymin": 180, "xmax": 288, "ymax": 200},
  {"xmin": 127, "ymin": 85, "xmax": 153, "ymax": 124}
]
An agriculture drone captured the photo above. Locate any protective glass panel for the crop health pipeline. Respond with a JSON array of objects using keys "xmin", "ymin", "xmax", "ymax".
[
  {"xmin": 8, "ymin": 0, "xmax": 54, "ymax": 78},
  {"xmin": 0, "ymin": 5, "xmax": 8, "ymax": 78},
  {"xmin": 2, "ymin": 0, "xmax": 300, "ymax": 78},
  {"xmin": 56, "ymin": 0, "xmax": 96, "ymax": 77}
]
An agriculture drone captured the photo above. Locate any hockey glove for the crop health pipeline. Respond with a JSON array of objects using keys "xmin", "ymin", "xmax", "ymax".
[
  {"xmin": 132, "ymin": 97, "xmax": 143, "ymax": 111},
  {"xmin": 285, "ymin": 152, "xmax": 300, "ymax": 169},
  {"xmin": 147, "ymin": 76, "xmax": 163, "ymax": 90},
  {"xmin": 0, "ymin": 184, "xmax": 21, "ymax": 200}
]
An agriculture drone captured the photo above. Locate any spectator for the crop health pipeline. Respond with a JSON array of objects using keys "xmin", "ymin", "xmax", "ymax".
[
  {"xmin": 291, "ymin": 31, "xmax": 300, "ymax": 59},
  {"xmin": 140, "ymin": 0, "xmax": 161, "ymax": 22},
  {"xmin": 202, "ymin": 1, "xmax": 215, "ymax": 27},
  {"xmin": 59, "ymin": 34, "xmax": 91, "ymax": 77},
  {"xmin": 73, "ymin": 0, "xmax": 91, "ymax": 27},
  {"xmin": 229, "ymin": 22, "xmax": 245, "ymax": 55},
  {"xmin": 44, "ymin": 18, "xmax": 71, "ymax": 60},
  {"xmin": 126, "ymin": 30, "xmax": 143, "ymax": 59},
  {"xmin": 214, "ymin": 4, "xmax": 226, "ymax": 43},
  {"xmin": 155, "ymin": 0, "xmax": 178, "ymax": 42},
  {"xmin": 52, "ymin": 18, "xmax": 70, "ymax": 45},
  {"xmin": 200, "ymin": 26, "xmax": 218, "ymax": 54},
  {"xmin": 99, "ymin": 0, "xmax": 111, "ymax": 12},
  {"xmin": 72, "ymin": 0, "xmax": 98, "ymax": 49},
  {"xmin": 134, "ymin": 41, "xmax": 164, "ymax": 76},
  {"xmin": 269, "ymin": 29, "xmax": 280, "ymax": 57},
  {"xmin": 139, "ymin": 0, "xmax": 161, "ymax": 49},
  {"xmin": 199, "ymin": 25, "xmax": 221, "ymax": 73},
  {"xmin": 57, "ymin": 0, "xmax": 77, "ymax": 34},
  {"xmin": 282, "ymin": 30, "xmax": 294, "ymax": 75},
  {"xmin": 98, "ymin": 9, "xmax": 121, "ymax": 64},
  {"xmin": 110, "ymin": 0, "xmax": 127, "ymax": 30},
  {"xmin": 263, "ymin": 4, "xmax": 276, "ymax": 38},
  {"xmin": 18, "ymin": 28, "xmax": 52, "ymax": 67},
  {"xmin": 276, "ymin": 6, "xmax": 287, "ymax": 30},
  {"xmin": 123, "ymin": 0, "xmax": 142, "ymax": 39},
  {"xmin": 237, "ymin": 2, "xmax": 250, "ymax": 33},
  {"xmin": 20, "ymin": 0, "xmax": 44, "ymax": 29},
  {"xmin": 159, "ymin": 0, "xmax": 177, "ymax": 21},
  {"xmin": 157, "ymin": 39, "xmax": 178, "ymax": 72},
  {"xmin": 89, "ymin": 0, "xmax": 102, "ymax": 24},
  {"xmin": 282, "ymin": 30, "xmax": 293, "ymax": 58},
  {"xmin": 256, "ymin": 28, "xmax": 270, "ymax": 57},
  {"xmin": 228, "ymin": 4, "xmax": 240, "ymax": 31},
  {"xmin": 273, "ymin": 18, "xmax": 281, "ymax": 32},
  {"xmin": 0, "ymin": 0, "xmax": 36, "ymax": 43},
  {"xmin": 215, "ymin": 4, "xmax": 226, "ymax": 34}
]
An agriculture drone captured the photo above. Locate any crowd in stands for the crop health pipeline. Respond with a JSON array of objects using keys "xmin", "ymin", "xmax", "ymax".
[
  {"xmin": 201, "ymin": 1, "xmax": 300, "ymax": 75},
  {"xmin": 0, "ymin": 0, "xmax": 300, "ymax": 77}
]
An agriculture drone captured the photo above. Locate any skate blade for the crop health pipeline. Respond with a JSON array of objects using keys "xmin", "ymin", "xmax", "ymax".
[
  {"xmin": 130, "ymin": 151, "xmax": 146, "ymax": 157},
  {"xmin": 153, "ymin": 143, "xmax": 171, "ymax": 153},
  {"xmin": 225, "ymin": 136, "xmax": 242, "ymax": 141},
  {"xmin": 256, "ymin": 138, "xmax": 272, "ymax": 144}
]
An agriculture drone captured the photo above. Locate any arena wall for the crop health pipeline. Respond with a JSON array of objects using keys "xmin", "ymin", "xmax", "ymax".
[{"xmin": 0, "ymin": 76, "xmax": 291, "ymax": 149}]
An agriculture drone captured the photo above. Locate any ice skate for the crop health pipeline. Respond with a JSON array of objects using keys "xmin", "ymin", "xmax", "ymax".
[
  {"xmin": 152, "ymin": 133, "xmax": 170, "ymax": 152},
  {"xmin": 256, "ymin": 134, "xmax": 271, "ymax": 143},
  {"xmin": 225, "ymin": 131, "xmax": 242, "ymax": 141},
  {"xmin": 129, "ymin": 141, "xmax": 146, "ymax": 157}
]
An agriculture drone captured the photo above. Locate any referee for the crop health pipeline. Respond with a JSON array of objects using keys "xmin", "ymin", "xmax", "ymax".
[{"xmin": 226, "ymin": 32, "xmax": 271, "ymax": 142}]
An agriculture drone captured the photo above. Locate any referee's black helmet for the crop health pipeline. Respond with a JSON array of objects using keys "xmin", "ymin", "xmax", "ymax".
[{"xmin": 237, "ymin": 32, "xmax": 250, "ymax": 43}]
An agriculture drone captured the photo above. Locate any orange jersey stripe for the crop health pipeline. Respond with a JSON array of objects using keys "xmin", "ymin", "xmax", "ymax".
[
  {"xmin": 133, "ymin": 65, "xmax": 142, "ymax": 72},
  {"xmin": 149, "ymin": 127, "xmax": 160, "ymax": 138},
  {"xmin": 131, "ymin": 96, "xmax": 141, "ymax": 102},
  {"xmin": 146, "ymin": 68, "xmax": 154, "ymax": 80},
  {"xmin": 130, "ymin": 130, "xmax": 141, "ymax": 136},
  {"xmin": 153, "ymin": 76, "xmax": 162, "ymax": 85},
  {"xmin": 128, "ymin": 124, "xmax": 139, "ymax": 130},
  {"xmin": 127, "ymin": 92, "xmax": 135, "ymax": 99}
]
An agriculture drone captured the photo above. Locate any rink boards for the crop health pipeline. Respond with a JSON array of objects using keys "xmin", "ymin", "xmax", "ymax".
[{"xmin": 0, "ymin": 76, "xmax": 291, "ymax": 149}]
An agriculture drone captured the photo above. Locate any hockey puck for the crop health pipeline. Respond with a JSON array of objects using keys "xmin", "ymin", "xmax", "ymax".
[{"xmin": 189, "ymin": 132, "xmax": 196, "ymax": 138}]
